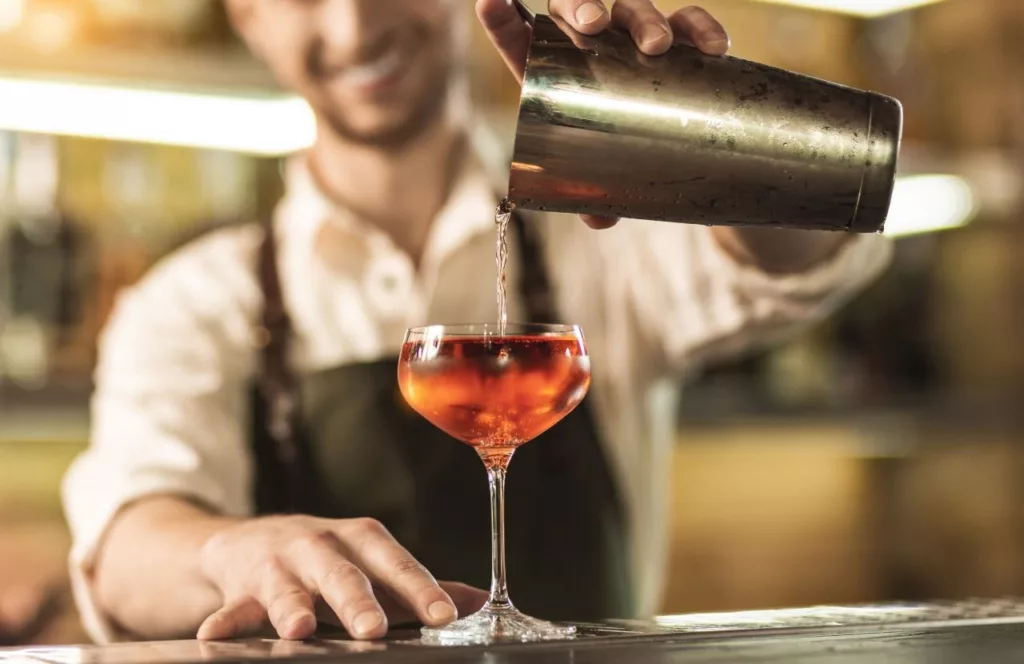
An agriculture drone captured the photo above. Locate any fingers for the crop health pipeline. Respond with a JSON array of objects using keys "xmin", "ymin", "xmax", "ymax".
[
  {"xmin": 610, "ymin": 0, "xmax": 673, "ymax": 55},
  {"xmin": 318, "ymin": 559, "xmax": 386, "ymax": 639},
  {"xmin": 476, "ymin": 0, "xmax": 534, "ymax": 83},
  {"xmin": 370, "ymin": 586, "xmax": 420, "ymax": 626},
  {"xmin": 549, "ymin": 0, "xmax": 611, "ymax": 34},
  {"xmin": 0, "ymin": 584, "xmax": 44, "ymax": 633},
  {"xmin": 668, "ymin": 6, "xmax": 730, "ymax": 55},
  {"xmin": 439, "ymin": 582, "xmax": 489, "ymax": 617},
  {"xmin": 197, "ymin": 597, "xmax": 268, "ymax": 641},
  {"xmin": 198, "ymin": 517, "xmax": 463, "ymax": 643},
  {"xmin": 200, "ymin": 565, "xmax": 317, "ymax": 641},
  {"xmin": 258, "ymin": 564, "xmax": 317, "ymax": 640},
  {"xmin": 581, "ymin": 214, "xmax": 620, "ymax": 229},
  {"xmin": 363, "ymin": 581, "xmax": 487, "ymax": 628},
  {"xmin": 338, "ymin": 519, "xmax": 458, "ymax": 627},
  {"xmin": 289, "ymin": 531, "xmax": 387, "ymax": 640}
]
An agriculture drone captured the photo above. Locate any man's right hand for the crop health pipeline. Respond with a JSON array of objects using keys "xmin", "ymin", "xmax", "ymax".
[{"xmin": 197, "ymin": 515, "xmax": 487, "ymax": 641}]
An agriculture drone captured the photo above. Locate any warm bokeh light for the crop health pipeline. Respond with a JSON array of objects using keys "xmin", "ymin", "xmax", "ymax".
[
  {"xmin": 23, "ymin": 7, "xmax": 79, "ymax": 52},
  {"xmin": 0, "ymin": 76, "xmax": 315, "ymax": 155},
  {"xmin": 885, "ymin": 174, "xmax": 976, "ymax": 238},
  {"xmin": 0, "ymin": 74, "xmax": 976, "ymax": 238},
  {"xmin": 0, "ymin": 0, "xmax": 24, "ymax": 33}
]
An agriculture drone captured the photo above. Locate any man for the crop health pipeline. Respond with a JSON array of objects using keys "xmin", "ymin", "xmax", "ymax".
[{"xmin": 62, "ymin": 0, "xmax": 891, "ymax": 643}]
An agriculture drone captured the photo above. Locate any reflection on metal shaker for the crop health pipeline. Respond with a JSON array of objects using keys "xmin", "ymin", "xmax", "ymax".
[{"xmin": 507, "ymin": 12, "xmax": 903, "ymax": 233}]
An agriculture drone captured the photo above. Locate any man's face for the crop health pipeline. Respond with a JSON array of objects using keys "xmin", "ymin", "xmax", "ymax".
[{"xmin": 229, "ymin": 0, "xmax": 455, "ymax": 149}]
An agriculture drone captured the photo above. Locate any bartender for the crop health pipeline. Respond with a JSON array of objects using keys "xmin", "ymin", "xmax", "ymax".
[{"xmin": 62, "ymin": 0, "xmax": 890, "ymax": 643}]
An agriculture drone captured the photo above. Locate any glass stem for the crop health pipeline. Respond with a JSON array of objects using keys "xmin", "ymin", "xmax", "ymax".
[{"xmin": 486, "ymin": 465, "xmax": 512, "ymax": 608}]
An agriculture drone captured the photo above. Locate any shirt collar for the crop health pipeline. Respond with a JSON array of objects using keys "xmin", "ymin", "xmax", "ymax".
[{"xmin": 274, "ymin": 121, "xmax": 509, "ymax": 269}]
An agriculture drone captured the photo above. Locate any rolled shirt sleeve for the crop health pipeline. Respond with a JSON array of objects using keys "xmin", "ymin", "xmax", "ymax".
[
  {"xmin": 61, "ymin": 228, "xmax": 260, "ymax": 642},
  {"xmin": 615, "ymin": 222, "xmax": 892, "ymax": 374},
  {"xmin": 545, "ymin": 218, "xmax": 890, "ymax": 617}
]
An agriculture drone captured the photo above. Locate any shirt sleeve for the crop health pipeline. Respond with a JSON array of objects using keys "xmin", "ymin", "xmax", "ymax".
[
  {"xmin": 613, "ymin": 223, "xmax": 893, "ymax": 374},
  {"xmin": 61, "ymin": 229, "xmax": 258, "ymax": 642}
]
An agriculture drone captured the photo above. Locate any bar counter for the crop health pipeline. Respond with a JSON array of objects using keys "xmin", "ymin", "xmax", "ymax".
[{"xmin": 5, "ymin": 599, "xmax": 1024, "ymax": 663}]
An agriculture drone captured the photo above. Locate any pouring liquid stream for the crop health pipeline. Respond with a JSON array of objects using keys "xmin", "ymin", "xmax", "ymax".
[{"xmin": 495, "ymin": 197, "xmax": 514, "ymax": 337}]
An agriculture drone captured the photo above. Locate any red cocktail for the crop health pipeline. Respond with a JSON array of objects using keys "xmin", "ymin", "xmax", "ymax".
[{"xmin": 398, "ymin": 323, "xmax": 590, "ymax": 644}]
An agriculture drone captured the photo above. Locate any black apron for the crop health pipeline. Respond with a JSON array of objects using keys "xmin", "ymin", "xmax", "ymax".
[{"xmin": 249, "ymin": 212, "xmax": 633, "ymax": 621}]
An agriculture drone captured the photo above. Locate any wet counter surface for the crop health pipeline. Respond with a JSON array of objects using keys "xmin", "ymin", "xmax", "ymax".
[{"xmin": 5, "ymin": 599, "xmax": 1024, "ymax": 663}]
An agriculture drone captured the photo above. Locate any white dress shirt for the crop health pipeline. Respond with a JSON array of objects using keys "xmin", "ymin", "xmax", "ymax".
[{"xmin": 62, "ymin": 136, "xmax": 892, "ymax": 642}]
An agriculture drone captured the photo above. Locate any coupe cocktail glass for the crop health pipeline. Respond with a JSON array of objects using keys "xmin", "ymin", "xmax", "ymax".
[{"xmin": 398, "ymin": 323, "xmax": 591, "ymax": 645}]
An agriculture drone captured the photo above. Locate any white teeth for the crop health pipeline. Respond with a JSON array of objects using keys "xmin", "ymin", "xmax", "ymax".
[{"xmin": 341, "ymin": 47, "xmax": 405, "ymax": 87}]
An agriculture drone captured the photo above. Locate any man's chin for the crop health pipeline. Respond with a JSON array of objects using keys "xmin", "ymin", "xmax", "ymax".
[
  {"xmin": 319, "ymin": 98, "xmax": 446, "ymax": 151},
  {"xmin": 315, "ymin": 69, "xmax": 450, "ymax": 150}
]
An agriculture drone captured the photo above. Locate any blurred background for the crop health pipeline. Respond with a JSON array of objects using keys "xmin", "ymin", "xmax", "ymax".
[{"xmin": 0, "ymin": 0, "xmax": 1021, "ymax": 645}]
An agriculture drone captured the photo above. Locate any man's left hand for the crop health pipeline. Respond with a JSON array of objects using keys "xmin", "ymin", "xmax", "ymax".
[{"xmin": 476, "ymin": 0, "xmax": 730, "ymax": 230}]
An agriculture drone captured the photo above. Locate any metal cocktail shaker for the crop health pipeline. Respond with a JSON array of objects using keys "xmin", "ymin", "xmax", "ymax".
[{"xmin": 506, "ymin": 6, "xmax": 903, "ymax": 233}]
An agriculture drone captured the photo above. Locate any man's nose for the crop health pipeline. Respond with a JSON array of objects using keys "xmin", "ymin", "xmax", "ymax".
[{"xmin": 317, "ymin": 0, "xmax": 393, "ymax": 63}]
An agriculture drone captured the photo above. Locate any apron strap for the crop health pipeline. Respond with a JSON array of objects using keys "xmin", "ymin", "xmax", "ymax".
[
  {"xmin": 255, "ymin": 221, "xmax": 307, "ymax": 511},
  {"xmin": 510, "ymin": 209, "xmax": 558, "ymax": 324}
]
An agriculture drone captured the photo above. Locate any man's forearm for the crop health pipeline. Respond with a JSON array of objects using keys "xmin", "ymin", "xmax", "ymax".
[
  {"xmin": 712, "ymin": 226, "xmax": 850, "ymax": 275},
  {"xmin": 93, "ymin": 497, "xmax": 236, "ymax": 640}
]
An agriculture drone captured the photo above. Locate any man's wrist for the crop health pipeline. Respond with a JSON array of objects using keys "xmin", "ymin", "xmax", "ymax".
[{"xmin": 711, "ymin": 226, "xmax": 850, "ymax": 275}]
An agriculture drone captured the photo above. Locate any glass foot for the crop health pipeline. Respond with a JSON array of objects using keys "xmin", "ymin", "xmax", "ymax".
[{"xmin": 420, "ymin": 603, "xmax": 576, "ymax": 646}]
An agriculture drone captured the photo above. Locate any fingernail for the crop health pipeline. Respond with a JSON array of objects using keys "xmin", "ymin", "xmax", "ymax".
[
  {"xmin": 703, "ymin": 32, "xmax": 730, "ymax": 49},
  {"xmin": 353, "ymin": 611, "xmax": 384, "ymax": 638},
  {"xmin": 641, "ymin": 24, "xmax": 672, "ymax": 49},
  {"xmin": 427, "ymin": 600, "xmax": 457, "ymax": 623},
  {"xmin": 575, "ymin": 3, "xmax": 606, "ymax": 26}
]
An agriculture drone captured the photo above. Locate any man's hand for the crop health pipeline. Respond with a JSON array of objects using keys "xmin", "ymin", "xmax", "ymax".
[
  {"xmin": 477, "ymin": 0, "xmax": 730, "ymax": 230},
  {"xmin": 197, "ymin": 516, "xmax": 486, "ymax": 641},
  {"xmin": 0, "ymin": 584, "xmax": 50, "ymax": 645},
  {"xmin": 477, "ymin": 0, "xmax": 849, "ymax": 273}
]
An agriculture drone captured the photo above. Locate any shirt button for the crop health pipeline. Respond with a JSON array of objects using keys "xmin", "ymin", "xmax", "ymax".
[{"xmin": 364, "ymin": 254, "xmax": 413, "ymax": 317}]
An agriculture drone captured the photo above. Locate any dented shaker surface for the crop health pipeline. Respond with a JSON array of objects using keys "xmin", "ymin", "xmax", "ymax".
[{"xmin": 508, "ymin": 14, "xmax": 903, "ymax": 233}]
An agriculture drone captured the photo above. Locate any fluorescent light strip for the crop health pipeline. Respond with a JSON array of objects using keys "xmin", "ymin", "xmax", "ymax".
[
  {"xmin": 0, "ymin": 76, "xmax": 316, "ymax": 155},
  {"xmin": 0, "ymin": 77, "xmax": 976, "ymax": 238},
  {"xmin": 750, "ymin": 0, "xmax": 946, "ymax": 18},
  {"xmin": 884, "ymin": 174, "xmax": 976, "ymax": 238}
]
